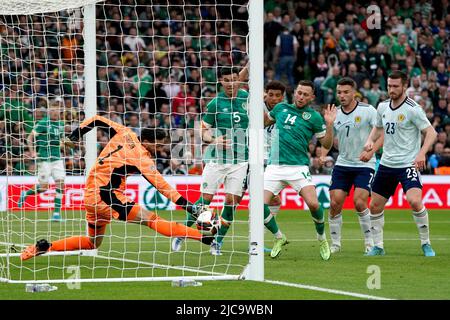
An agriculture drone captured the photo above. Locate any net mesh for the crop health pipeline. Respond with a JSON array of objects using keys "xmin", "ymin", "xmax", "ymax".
[{"xmin": 0, "ymin": 0, "xmax": 252, "ymax": 283}]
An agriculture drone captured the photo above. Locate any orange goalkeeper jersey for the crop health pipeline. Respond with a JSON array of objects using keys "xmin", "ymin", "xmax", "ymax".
[{"xmin": 74, "ymin": 115, "xmax": 181, "ymax": 204}]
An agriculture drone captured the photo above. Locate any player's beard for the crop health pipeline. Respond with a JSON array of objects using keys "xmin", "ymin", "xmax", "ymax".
[{"xmin": 389, "ymin": 91, "xmax": 401, "ymax": 101}]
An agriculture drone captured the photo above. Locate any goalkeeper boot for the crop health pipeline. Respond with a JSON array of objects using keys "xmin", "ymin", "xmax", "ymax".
[
  {"xmin": 365, "ymin": 246, "xmax": 385, "ymax": 256},
  {"xmin": 20, "ymin": 239, "xmax": 51, "ymax": 261},
  {"xmin": 18, "ymin": 191, "xmax": 27, "ymax": 208},
  {"xmin": 210, "ymin": 240, "xmax": 222, "ymax": 256},
  {"xmin": 319, "ymin": 239, "xmax": 331, "ymax": 261},
  {"xmin": 421, "ymin": 244, "xmax": 436, "ymax": 257},
  {"xmin": 270, "ymin": 234, "xmax": 288, "ymax": 258},
  {"xmin": 171, "ymin": 237, "xmax": 184, "ymax": 252}
]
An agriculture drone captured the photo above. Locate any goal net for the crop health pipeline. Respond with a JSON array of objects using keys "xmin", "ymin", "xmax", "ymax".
[{"xmin": 0, "ymin": 0, "xmax": 264, "ymax": 284}]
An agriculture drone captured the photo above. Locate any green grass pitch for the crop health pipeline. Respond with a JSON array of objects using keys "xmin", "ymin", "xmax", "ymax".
[{"xmin": 1, "ymin": 209, "xmax": 449, "ymax": 300}]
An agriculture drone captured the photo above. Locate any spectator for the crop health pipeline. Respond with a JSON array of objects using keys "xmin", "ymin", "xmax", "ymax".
[
  {"xmin": 131, "ymin": 64, "xmax": 153, "ymax": 110},
  {"xmin": 322, "ymin": 156, "xmax": 335, "ymax": 175},
  {"xmin": 406, "ymin": 76, "xmax": 422, "ymax": 100},
  {"xmin": 274, "ymin": 26, "xmax": 299, "ymax": 88},
  {"xmin": 418, "ymin": 34, "xmax": 437, "ymax": 70},
  {"xmin": 171, "ymin": 80, "xmax": 196, "ymax": 114},
  {"xmin": 436, "ymin": 62, "xmax": 449, "ymax": 86},
  {"xmin": 321, "ymin": 66, "xmax": 341, "ymax": 104},
  {"xmin": 127, "ymin": 113, "xmax": 141, "ymax": 136},
  {"xmin": 0, "ymin": 0, "xmax": 448, "ymax": 177},
  {"xmin": 391, "ymin": 33, "xmax": 410, "ymax": 69},
  {"xmin": 123, "ymin": 27, "xmax": 146, "ymax": 52},
  {"xmin": 429, "ymin": 142, "xmax": 445, "ymax": 170},
  {"xmin": 264, "ymin": 12, "xmax": 283, "ymax": 67},
  {"xmin": 435, "ymin": 98, "xmax": 448, "ymax": 118},
  {"xmin": 437, "ymin": 131, "xmax": 449, "ymax": 146}
]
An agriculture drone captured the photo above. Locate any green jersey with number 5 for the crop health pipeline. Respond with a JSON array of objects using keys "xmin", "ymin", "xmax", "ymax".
[
  {"xmin": 268, "ymin": 102, "xmax": 326, "ymax": 166},
  {"xmin": 203, "ymin": 89, "xmax": 249, "ymax": 164}
]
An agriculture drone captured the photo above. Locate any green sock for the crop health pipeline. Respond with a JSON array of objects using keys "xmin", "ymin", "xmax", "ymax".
[
  {"xmin": 185, "ymin": 196, "xmax": 211, "ymax": 227},
  {"xmin": 310, "ymin": 204, "xmax": 325, "ymax": 236},
  {"xmin": 54, "ymin": 188, "xmax": 63, "ymax": 215},
  {"xmin": 21, "ymin": 186, "xmax": 42, "ymax": 204},
  {"xmin": 216, "ymin": 205, "xmax": 235, "ymax": 244},
  {"xmin": 264, "ymin": 204, "xmax": 279, "ymax": 234},
  {"xmin": 24, "ymin": 186, "xmax": 42, "ymax": 197}
]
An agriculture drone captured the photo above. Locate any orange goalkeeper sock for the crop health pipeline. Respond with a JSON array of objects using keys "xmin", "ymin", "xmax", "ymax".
[
  {"xmin": 148, "ymin": 216, "xmax": 202, "ymax": 240},
  {"xmin": 49, "ymin": 236, "xmax": 95, "ymax": 252}
]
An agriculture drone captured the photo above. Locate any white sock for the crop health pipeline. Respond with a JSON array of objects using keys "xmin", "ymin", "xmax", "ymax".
[
  {"xmin": 357, "ymin": 208, "xmax": 373, "ymax": 247},
  {"xmin": 317, "ymin": 233, "xmax": 326, "ymax": 241},
  {"xmin": 328, "ymin": 213, "xmax": 342, "ymax": 247},
  {"xmin": 413, "ymin": 207, "xmax": 430, "ymax": 246},
  {"xmin": 269, "ymin": 205, "xmax": 281, "ymax": 215},
  {"xmin": 274, "ymin": 230, "xmax": 283, "ymax": 239},
  {"xmin": 370, "ymin": 211, "xmax": 385, "ymax": 248}
]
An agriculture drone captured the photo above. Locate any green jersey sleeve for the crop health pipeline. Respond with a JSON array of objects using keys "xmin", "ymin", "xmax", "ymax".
[
  {"xmin": 312, "ymin": 112, "xmax": 326, "ymax": 138},
  {"xmin": 268, "ymin": 103, "xmax": 283, "ymax": 120},
  {"xmin": 203, "ymin": 98, "xmax": 217, "ymax": 127},
  {"xmin": 34, "ymin": 119, "xmax": 46, "ymax": 134}
]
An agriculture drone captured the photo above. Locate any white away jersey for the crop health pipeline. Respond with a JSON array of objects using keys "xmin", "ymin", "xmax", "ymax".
[
  {"xmin": 376, "ymin": 97, "xmax": 431, "ymax": 168},
  {"xmin": 334, "ymin": 102, "xmax": 377, "ymax": 169},
  {"xmin": 264, "ymin": 103, "xmax": 275, "ymax": 162}
]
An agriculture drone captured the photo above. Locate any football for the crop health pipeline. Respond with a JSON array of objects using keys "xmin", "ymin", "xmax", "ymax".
[{"xmin": 195, "ymin": 209, "xmax": 220, "ymax": 236}]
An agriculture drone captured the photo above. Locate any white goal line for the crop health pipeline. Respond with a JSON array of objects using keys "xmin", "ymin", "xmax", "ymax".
[{"xmin": 264, "ymin": 279, "xmax": 394, "ymax": 300}]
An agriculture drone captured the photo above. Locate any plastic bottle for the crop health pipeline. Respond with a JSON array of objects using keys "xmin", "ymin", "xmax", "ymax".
[
  {"xmin": 171, "ymin": 279, "xmax": 203, "ymax": 287},
  {"xmin": 25, "ymin": 283, "xmax": 58, "ymax": 293}
]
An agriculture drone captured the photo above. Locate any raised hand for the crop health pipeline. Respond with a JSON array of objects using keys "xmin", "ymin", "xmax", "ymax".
[
  {"xmin": 214, "ymin": 135, "xmax": 232, "ymax": 149},
  {"xmin": 324, "ymin": 104, "xmax": 337, "ymax": 125},
  {"xmin": 61, "ymin": 137, "xmax": 76, "ymax": 149}
]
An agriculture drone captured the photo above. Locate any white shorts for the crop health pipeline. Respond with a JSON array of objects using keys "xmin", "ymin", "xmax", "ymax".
[
  {"xmin": 37, "ymin": 160, "xmax": 66, "ymax": 184},
  {"xmin": 264, "ymin": 164, "xmax": 314, "ymax": 195},
  {"xmin": 201, "ymin": 162, "xmax": 248, "ymax": 196}
]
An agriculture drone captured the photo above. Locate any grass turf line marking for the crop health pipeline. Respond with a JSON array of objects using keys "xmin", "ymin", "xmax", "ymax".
[{"xmin": 264, "ymin": 279, "xmax": 394, "ymax": 300}]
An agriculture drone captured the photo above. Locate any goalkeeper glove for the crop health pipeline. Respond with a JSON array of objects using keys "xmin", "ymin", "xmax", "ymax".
[
  {"xmin": 175, "ymin": 197, "xmax": 209, "ymax": 219},
  {"xmin": 61, "ymin": 137, "xmax": 76, "ymax": 149}
]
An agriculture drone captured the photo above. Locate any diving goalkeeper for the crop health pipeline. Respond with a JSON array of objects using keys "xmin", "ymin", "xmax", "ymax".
[{"xmin": 21, "ymin": 115, "xmax": 210, "ymax": 260}]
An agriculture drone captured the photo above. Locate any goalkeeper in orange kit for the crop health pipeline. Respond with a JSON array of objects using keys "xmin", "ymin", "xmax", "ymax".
[{"xmin": 21, "ymin": 115, "xmax": 211, "ymax": 260}]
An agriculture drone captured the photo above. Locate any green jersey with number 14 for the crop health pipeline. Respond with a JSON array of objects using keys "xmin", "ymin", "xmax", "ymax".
[{"xmin": 268, "ymin": 102, "xmax": 326, "ymax": 166}]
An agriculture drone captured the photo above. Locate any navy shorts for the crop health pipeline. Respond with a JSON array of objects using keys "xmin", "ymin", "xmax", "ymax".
[
  {"xmin": 329, "ymin": 165, "xmax": 375, "ymax": 193},
  {"xmin": 371, "ymin": 164, "xmax": 423, "ymax": 199}
]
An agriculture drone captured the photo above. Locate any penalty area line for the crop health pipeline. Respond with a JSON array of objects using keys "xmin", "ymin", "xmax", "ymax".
[{"xmin": 264, "ymin": 279, "xmax": 394, "ymax": 300}]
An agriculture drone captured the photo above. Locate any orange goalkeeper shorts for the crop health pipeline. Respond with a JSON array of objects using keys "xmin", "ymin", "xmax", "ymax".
[{"xmin": 84, "ymin": 189, "xmax": 141, "ymax": 226}]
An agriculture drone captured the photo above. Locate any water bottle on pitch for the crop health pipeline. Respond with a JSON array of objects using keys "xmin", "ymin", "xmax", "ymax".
[
  {"xmin": 171, "ymin": 279, "xmax": 202, "ymax": 287},
  {"xmin": 25, "ymin": 283, "xmax": 58, "ymax": 292}
]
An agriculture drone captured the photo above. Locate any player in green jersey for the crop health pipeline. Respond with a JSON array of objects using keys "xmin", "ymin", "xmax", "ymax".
[
  {"xmin": 172, "ymin": 65, "xmax": 249, "ymax": 255},
  {"xmin": 263, "ymin": 80, "xmax": 336, "ymax": 260},
  {"xmin": 19, "ymin": 101, "xmax": 66, "ymax": 221}
]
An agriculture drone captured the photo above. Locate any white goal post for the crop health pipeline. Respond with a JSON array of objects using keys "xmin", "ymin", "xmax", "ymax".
[{"xmin": 0, "ymin": 0, "xmax": 264, "ymax": 284}]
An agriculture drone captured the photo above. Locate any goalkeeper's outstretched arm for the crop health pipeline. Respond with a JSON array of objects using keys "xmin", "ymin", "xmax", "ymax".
[
  {"xmin": 132, "ymin": 154, "xmax": 206, "ymax": 218},
  {"xmin": 67, "ymin": 115, "xmax": 126, "ymax": 142}
]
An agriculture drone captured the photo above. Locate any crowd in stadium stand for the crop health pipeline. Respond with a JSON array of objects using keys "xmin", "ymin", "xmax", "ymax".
[{"xmin": 0, "ymin": 0, "xmax": 449, "ymax": 176}]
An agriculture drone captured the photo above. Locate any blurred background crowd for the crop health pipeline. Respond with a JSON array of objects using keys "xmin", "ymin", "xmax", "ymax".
[{"xmin": 0, "ymin": 0, "xmax": 449, "ymax": 176}]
